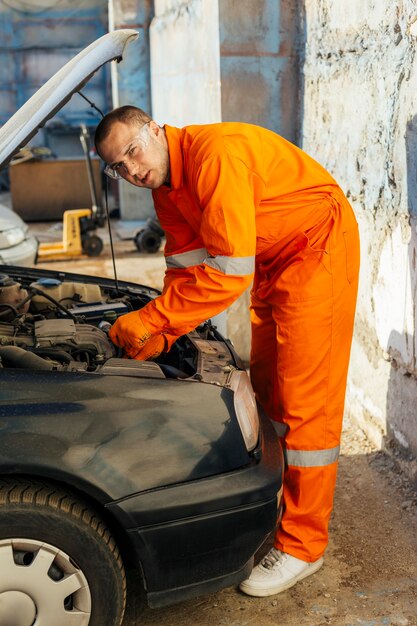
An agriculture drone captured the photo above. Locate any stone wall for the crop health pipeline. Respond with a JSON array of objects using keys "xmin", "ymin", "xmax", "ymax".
[{"xmin": 301, "ymin": 0, "xmax": 417, "ymax": 463}]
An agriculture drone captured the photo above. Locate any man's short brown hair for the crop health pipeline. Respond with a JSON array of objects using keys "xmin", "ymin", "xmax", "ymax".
[{"xmin": 94, "ymin": 106, "xmax": 152, "ymax": 157}]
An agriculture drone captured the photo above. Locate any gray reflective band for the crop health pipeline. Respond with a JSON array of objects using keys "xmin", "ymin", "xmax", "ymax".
[
  {"xmin": 166, "ymin": 248, "xmax": 207, "ymax": 269},
  {"xmin": 204, "ymin": 255, "xmax": 255, "ymax": 276},
  {"xmin": 166, "ymin": 249, "xmax": 255, "ymax": 276},
  {"xmin": 286, "ymin": 446, "xmax": 340, "ymax": 467}
]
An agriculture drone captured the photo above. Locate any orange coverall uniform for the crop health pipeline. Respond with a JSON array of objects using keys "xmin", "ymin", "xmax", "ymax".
[{"xmin": 137, "ymin": 122, "xmax": 360, "ymax": 562}]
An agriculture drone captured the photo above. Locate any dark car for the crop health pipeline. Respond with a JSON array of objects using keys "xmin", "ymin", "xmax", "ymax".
[{"xmin": 0, "ymin": 31, "xmax": 284, "ymax": 626}]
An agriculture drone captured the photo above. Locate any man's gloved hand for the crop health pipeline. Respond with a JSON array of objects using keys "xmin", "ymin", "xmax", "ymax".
[
  {"xmin": 108, "ymin": 310, "xmax": 166, "ymax": 360},
  {"xmin": 126, "ymin": 334, "xmax": 166, "ymax": 360}
]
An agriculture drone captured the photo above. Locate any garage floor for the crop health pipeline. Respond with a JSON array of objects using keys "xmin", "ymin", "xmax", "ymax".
[{"xmin": 31, "ymin": 220, "xmax": 417, "ymax": 626}]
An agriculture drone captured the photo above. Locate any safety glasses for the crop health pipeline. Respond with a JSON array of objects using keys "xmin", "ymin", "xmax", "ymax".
[{"xmin": 103, "ymin": 122, "xmax": 150, "ymax": 180}]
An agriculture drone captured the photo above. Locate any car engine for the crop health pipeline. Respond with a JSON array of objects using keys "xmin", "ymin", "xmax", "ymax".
[
  {"xmin": 0, "ymin": 271, "xmax": 235, "ymax": 382},
  {"xmin": 0, "ymin": 273, "xmax": 127, "ymax": 373}
]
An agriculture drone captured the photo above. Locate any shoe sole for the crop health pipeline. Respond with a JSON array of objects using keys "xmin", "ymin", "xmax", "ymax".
[{"xmin": 239, "ymin": 557, "xmax": 324, "ymax": 597}]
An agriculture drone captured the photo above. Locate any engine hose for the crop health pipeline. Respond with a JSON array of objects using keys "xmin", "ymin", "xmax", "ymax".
[
  {"xmin": 0, "ymin": 303, "xmax": 18, "ymax": 319},
  {"xmin": 0, "ymin": 346, "xmax": 57, "ymax": 371},
  {"xmin": 32, "ymin": 348, "xmax": 72, "ymax": 364}
]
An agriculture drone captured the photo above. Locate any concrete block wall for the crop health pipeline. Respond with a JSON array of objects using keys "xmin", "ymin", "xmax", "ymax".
[
  {"xmin": 301, "ymin": 0, "xmax": 417, "ymax": 464},
  {"xmin": 0, "ymin": 0, "xmax": 108, "ymax": 127}
]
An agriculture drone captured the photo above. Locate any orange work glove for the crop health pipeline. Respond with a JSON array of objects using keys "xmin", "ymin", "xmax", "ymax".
[
  {"xmin": 127, "ymin": 334, "xmax": 167, "ymax": 361},
  {"xmin": 109, "ymin": 311, "xmax": 161, "ymax": 361},
  {"xmin": 108, "ymin": 310, "xmax": 166, "ymax": 360}
]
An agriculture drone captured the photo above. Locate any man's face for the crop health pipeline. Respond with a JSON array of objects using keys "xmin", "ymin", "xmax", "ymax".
[{"xmin": 98, "ymin": 120, "xmax": 170, "ymax": 189}]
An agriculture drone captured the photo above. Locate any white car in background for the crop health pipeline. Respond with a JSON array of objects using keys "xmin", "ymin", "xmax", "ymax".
[{"xmin": 0, "ymin": 202, "xmax": 38, "ymax": 265}]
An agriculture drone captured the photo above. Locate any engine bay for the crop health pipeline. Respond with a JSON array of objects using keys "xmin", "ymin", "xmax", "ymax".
[{"xmin": 0, "ymin": 270, "xmax": 237, "ymax": 383}]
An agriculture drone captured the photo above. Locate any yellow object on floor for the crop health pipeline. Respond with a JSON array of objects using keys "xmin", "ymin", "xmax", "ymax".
[{"xmin": 37, "ymin": 208, "xmax": 103, "ymax": 261}]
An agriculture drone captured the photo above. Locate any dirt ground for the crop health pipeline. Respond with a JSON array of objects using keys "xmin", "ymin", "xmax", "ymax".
[{"xmin": 31, "ymin": 222, "xmax": 417, "ymax": 626}]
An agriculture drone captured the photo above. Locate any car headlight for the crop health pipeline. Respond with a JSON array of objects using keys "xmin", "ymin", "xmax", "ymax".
[
  {"xmin": 3, "ymin": 227, "xmax": 25, "ymax": 246},
  {"xmin": 230, "ymin": 370, "xmax": 260, "ymax": 452}
]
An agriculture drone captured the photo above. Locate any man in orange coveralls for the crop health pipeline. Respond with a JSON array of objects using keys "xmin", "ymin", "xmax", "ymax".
[{"xmin": 95, "ymin": 106, "xmax": 360, "ymax": 597}]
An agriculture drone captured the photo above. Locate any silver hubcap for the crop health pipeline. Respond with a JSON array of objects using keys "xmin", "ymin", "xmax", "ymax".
[
  {"xmin": 0, "ymin": 591, "xmax": 36, "ymax": 625},
  {"xmin": 0, "ymin": 538, "xmax": 91, "ymax": 626}
]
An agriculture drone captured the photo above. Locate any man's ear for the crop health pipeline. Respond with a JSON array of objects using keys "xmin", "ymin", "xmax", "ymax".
[{"xmin": 149, "ymin": 120, "xmax": 160, "ymax": 136}]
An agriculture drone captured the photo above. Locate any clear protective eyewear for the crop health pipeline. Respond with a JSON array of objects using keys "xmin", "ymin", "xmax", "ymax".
[{"xmin": 103, "ymin": 122, "xmax": 150, "ymax": 180}]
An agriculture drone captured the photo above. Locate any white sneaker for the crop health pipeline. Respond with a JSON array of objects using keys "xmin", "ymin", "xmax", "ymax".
[{"xmin": 239, "ymin": 548, "xmax": 323, "ymax": 597}]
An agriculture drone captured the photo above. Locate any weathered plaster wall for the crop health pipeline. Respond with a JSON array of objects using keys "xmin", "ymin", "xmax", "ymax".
[
  {"xmin": 150, "ymin": 0, "xmax": 221, "ymax": 125},
  {"xmin": 301, "ymin": 1, "xmax": 417, "ymax": 463}
]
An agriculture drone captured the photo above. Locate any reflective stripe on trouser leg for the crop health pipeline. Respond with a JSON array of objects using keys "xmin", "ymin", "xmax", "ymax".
[
  {"xmin": 250, "ymin": 192, "xmax": 360, "ymax": 562},
  {"xmin": 286, "ymin": 446, "xmax": 339, "ymax": 467}
]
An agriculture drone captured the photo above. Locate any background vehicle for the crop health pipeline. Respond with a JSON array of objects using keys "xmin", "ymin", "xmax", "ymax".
[{"xmin": 0, "ymin": 202, "xmax": 37, "ymax": 266}]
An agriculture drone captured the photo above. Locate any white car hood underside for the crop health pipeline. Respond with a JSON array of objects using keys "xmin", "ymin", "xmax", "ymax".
[{"xmin": 0, "ymin": 29, "xmax": 138, "ymax": 170}]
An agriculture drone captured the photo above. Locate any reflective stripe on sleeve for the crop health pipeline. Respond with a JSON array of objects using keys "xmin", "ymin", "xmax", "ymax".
[
  {"xmin": 204, "ymin": 255, "xmax": 255, "ymax": 275},
  {"xmin": 286, "ymin": 446, "xmax": 340, "ymax": 467},
  {"xmin": 166, "ymin": 249, "xmax": 255, "ymax": 276},
  {"xmin": 166, "ymin": 248, "xmax": 207, "ymax": 269}
]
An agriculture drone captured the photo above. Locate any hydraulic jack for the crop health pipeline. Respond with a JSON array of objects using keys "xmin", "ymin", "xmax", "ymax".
[{"xmin": 37, "ymin": 125, "xmax": 105, "ymax": 261}]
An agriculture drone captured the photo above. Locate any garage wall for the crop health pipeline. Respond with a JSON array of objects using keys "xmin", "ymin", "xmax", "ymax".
[
  {"xmin": 301, "ymin": 0, "xmax": 417, "ymax": 465},
  {"xmin": 0, "ymin": 0, "xmax": 109, "ymax": 154},
  {"xmin": 219, "ymin": 0, "xmax": 300, "ymax": 142},
  {"xmin": 150, "ymin": 0, "xmax": 221, "ymax": 125}
]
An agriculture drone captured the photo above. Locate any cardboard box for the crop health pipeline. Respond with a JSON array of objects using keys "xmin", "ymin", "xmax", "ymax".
[{"xmin": 9, "ymin": 158, "xmax": 102, "ymax": 221}]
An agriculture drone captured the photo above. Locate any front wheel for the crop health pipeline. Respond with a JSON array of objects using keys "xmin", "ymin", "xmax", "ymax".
[{"xmin": 0, "ymin": 479, "xmax": 126, "ymax": 626}]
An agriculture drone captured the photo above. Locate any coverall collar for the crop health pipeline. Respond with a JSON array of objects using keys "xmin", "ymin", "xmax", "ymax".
[{"xmin": 164, "ymin": 125, "xmax": 184, "ymax": 190}]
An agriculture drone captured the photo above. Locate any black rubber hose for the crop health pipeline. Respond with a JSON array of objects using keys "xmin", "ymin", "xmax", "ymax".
[
  {"xmin": 0, "ymin": 346, "xmax": 56, "ymax": 370},
  {"xmin": 32, "ymin": 348, "xmax": 72, "ymax": 364},
  {"xmin": 0, "ymin": 303, "xmax": 18, "ymax": 318}
]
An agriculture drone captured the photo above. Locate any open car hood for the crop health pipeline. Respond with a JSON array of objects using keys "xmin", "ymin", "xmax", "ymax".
[{"xmin": 0, "ymin": 29, "xmax": 139, "ymax": 170}]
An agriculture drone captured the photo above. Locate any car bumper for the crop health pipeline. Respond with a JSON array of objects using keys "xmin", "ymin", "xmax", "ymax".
[
  {"xmin": 107, "ymin": 409, "xmax": 284, "ymax": 607},
  {"xmin": 0, "ymin": 235, "xmax": 38, "ymax": 266}
]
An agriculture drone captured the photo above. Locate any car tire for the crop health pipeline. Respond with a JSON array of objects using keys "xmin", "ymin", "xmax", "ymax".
[
  {"xmin": 0, "ymin": 478, "xmax": 126, "ymax": 626},
  {"xmin": 134, "ymin": 228, "xmax": 162, "ymax": 253}
]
